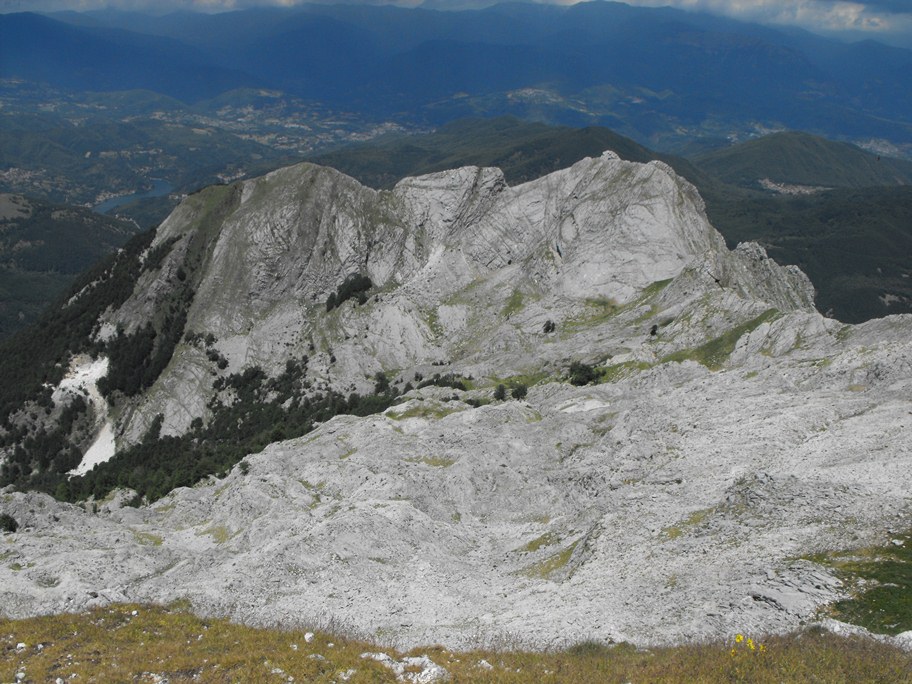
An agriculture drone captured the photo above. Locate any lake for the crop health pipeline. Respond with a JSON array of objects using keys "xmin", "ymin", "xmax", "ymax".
[{"xmin": 95, "ymin": 178, "xmax": 172, "ymax": 214}]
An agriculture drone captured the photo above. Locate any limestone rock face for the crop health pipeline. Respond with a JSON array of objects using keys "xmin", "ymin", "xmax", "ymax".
[
  {"xmin": 101, "ymin": 152, "xmax": 804, "ymax": 442},
  {"xmin": 2, "ymin": 153, "xmax": 910, "ymax": 650}
]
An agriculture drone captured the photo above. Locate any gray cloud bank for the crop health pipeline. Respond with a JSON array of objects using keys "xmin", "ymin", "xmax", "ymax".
[{"xmin": 1, "ymin": 0, "xmax": 910, "ymax": 46}]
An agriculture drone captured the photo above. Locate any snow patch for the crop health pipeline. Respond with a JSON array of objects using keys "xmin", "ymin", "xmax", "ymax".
[
  {"xmin": 69, "ymin": 421, "xmax": 116, "ymax": 477},
  {"xmin": 54, "ymin": 356, "xmax": 109, "ymax": 403},
  {"xmin": 51, "ymin": 355, "xmax": 117, "ymax": 477}
]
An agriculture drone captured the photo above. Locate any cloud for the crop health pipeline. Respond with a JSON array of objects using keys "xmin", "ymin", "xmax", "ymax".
[
  {"xmin": 1, "ymin": 0, "xmax": 910, "ymax": 45},
  {"xmin": 623, "ymin": 0, "xmax": 912, "ymax": 36}
]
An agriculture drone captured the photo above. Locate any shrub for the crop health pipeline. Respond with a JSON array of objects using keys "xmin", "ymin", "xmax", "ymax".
[
  {"xmin": 374, "ymin": 371, "xmax": 390, "ymax": 395},
  {"xmin": 416, "ymin": 373, "xmax": 467, "ymax": 391},
  {"xmin": 568, "ymin": 361, "xmax": 599, "ymax": 386},
  {"xmin": 493, "ymin": 384, "xmax": 507, "ymax": 401},
  {"xmin": 511, "ymin": 384, "xmax": 528, "ymax": 400},
  {"xmin": 543, "ymin": 319, "xmax": 556, "ymax": 333},
  {"xmin": 0, "ymin": 513, "xmax": 18, "ymax": 533},
  {"xmin": 326, "ymin": 273, "xmax": 373, "ymax": 312}
]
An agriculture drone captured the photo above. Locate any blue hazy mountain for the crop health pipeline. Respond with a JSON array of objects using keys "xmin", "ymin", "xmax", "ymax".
[
  {"xmin": 7, "ymin": 1, "xmax": 912, "ymax": 146},
  {"xmin": 0, "ymin": 13, "xmax": 263, "ymax": 102}
]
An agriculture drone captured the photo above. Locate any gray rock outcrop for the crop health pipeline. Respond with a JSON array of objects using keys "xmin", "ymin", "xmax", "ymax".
[{"xmin": 1, "ymin": 153, "xmax": 910, "ymax": 650}]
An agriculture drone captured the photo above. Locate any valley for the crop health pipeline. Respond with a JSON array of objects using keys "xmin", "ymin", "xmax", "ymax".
[
  {"xmin": 0, "ymin": 80, "xmax": 419, "ymax": 225},
  {"xmin": 2, "ymin": 1, "xmax": 911, "ymax": 676}
]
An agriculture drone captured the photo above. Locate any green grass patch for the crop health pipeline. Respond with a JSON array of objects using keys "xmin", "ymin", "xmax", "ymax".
[
  {"xmin": 562, "ymin": 280, "xmax": 673, "ymax": 335},
  {"xmin": 808, "ymin": 531, "xmax": 912, "ymax": 635},
  {"xmin": 520, "ymin": 531, "xmax": 560, "ymax": 553},
  {"xmin": 563, "ymin": 296, "xmax": 620, "ymax": 331},
  {"xmin": 423, "ymin": 307, "xmax": 443, "ymax": 337},
  {"xmin": 199, "ymin": 524, "xmax": 233, "ymax": 545},
  {"xmin": 130, "ymin": 529, "xmax": 164, "ymax": 547},
  {"xmin": 665, "ymin": 508, "xmax": 716, "ymax": 540},
  {"xmin": 501, "ymin": 288, "xmax": 525, "ymax": 317},
  {"xmin": 2, "ymin": 603, "xmax": 911, "ymax": 683},
  {"xmin": 597, "ymin": 360, "xmax": 653, "ymax": 383},
  {"xmin": 523, "ymin": 541, "xmax": 579, "ymax": 580},
  {"xmin": 836, "ymin": 325, "xmax": 854, "ymax": 342},
  {"xmin": 404, "ymin": 455, "xmax": 456, "ymax": 468},
  {"xmin": 386, "ymin": 403, "xmax": 464, "ymax": 421},
  {"xmin": 662, "ymin": 309, "xmax": 780, "ymax": 371},
  {"xmin": 490, "ymin": 370, "xmax": 551, "ymax": 388},
  {"xmin": 640, "ymin": 278, "xmax": 675, "ymax": 299}
]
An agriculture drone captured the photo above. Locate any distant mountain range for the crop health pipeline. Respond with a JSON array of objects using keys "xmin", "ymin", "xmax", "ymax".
[
  {"xmin": 3, "ymin": 2, "xmax": 911, "ymax": 150},
  {"xmin": 694, "ymin": 131, "xmax": 912, "ymax": 189}
]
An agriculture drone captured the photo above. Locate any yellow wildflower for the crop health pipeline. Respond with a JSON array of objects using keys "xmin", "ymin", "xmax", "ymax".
[
  {"xmin": 747, "ymin": 638, "xmax": 755, "ymax": 651},
  {"xmin": 735, "ymin": 634, "xmax": 744, "ymax": 643}
]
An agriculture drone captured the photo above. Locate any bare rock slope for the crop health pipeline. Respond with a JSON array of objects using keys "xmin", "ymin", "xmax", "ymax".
[{"xmin": 2, "ymin": 152, "xmax": 911, "ymax": 649}]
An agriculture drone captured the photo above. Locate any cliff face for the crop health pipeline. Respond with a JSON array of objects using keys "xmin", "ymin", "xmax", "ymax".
[
  {"xmin": 92, "ymin": 152, "xmax": 813, "ymax": 443},
  {"xmin": 4, "ymin": 153, "xmax": 909, "ymax": 649}
]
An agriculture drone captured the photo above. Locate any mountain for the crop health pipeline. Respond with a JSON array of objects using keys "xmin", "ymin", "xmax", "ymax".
[
  {"xmin": 308, "ymin": 119, "xmax": 912, "ymax": 324},
  {"xmin": 0, "ymin": 13, "xmax": 262, "ymax": 103},
  {"xmin": 4, "ymin": 108, "xmax": 908, "ymax": 331},
  {"xmin": 1, "ymin": 155, "xmax": 910, "ymax": 648},
  {"xmin": 694, "ymin": 131, "xmax": 912, "ymax": 190},
  {"xmin": 706, "ymin": 186, "xmax": 912, "ymax": 322},
  {"xmin": 0, "ymin": 193, "xmax": 140, "ymax": 338},
  {"xmin": 31, "ymin": 3, "xmax": 912, "ymax": 148},
  {"xmin": 310, "ymin": 116, "xmax": 711, "ymax": 190}
]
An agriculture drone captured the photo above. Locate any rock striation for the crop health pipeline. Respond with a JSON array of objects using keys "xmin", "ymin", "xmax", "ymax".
[
  {"xmin": 100, "ymin": 151, "xmax": 755, "ymax": 443},
  {"xmin": 1, "ymin": 152, "xmax": 910, "ymax": 649}
]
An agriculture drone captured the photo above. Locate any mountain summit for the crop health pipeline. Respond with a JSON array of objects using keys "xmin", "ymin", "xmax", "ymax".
[
  {"xmin": 1, "ymin": 155, "xmax": 910, "ymax": 647},
  {"xmin": 65, "ymin": 152, "xmax": 812, "ymax": 451}
]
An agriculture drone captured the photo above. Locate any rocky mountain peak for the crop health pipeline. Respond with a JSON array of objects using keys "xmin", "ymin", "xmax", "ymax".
[
  {"xmin": 92, "ymin": 152, "xmax": 786, "ymax": 442},
  {"xmin": 3, "ymin": 154, "xmax": 908, "ymax": 650}
]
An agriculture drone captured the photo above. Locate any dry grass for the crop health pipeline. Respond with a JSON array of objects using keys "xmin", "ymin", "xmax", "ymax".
[{"xmin": 2, "ymin": 604, "xmax": 911, "ymax": 683}]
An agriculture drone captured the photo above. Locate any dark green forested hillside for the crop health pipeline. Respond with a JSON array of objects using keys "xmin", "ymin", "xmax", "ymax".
[
  {"xmin": 310, "ymin": 117, "xmax": 712, "ymax": 190},
  {"xmin": 706, "ymin": 187, "xmax": 912, "ymax": 322},
  {"xmin": 694, "ymin": 131, "xmax": 912, "ymax": 190},
  {"xmin": 0, "ymin": 193, "xmax": 140, "ymax": 337}
]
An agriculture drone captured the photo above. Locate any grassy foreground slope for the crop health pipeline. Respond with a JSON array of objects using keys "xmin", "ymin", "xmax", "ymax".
[{"xmin": 1, "ymin": 604, "xmax": 910, "ymax": 683}]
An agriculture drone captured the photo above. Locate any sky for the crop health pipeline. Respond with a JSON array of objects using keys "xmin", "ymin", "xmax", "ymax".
[{"xmin": 2, "ymin": 0, "xmax": 911, "ymax": 47}]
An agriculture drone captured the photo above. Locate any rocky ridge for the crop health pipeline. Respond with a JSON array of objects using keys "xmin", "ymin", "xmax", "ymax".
[
  {"xmin": 1, "ymin": 152, "xmax": 911, "ymax": 649},
  {"xmin": 95, "ymin": 151, "xmax": 810, "ymax": 445}
]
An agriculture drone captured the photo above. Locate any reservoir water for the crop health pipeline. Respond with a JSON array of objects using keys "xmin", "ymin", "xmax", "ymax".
[{"xmin": 95, "ymin": 178, "xmax": 172, "ymax": 214}]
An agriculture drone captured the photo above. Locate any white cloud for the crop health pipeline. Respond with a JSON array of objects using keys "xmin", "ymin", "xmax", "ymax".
[
  {"xmin": 623, "ymin": 0, "xmax": 910, "ymax": 36},
  {"xmin": 2, "ymin": 0, "xmax": 910, "ymax": 45}
]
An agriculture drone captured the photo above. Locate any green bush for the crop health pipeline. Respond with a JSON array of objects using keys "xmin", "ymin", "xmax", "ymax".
[
  {"xmin": 511, "ymin": 384, "xmax": 528, "ymax": 400},
  {"xmin": 0, "ymin": 513, "xmax": 18, "ymax": 533},
  {"xmin": 326, "ymin": 273, "xmax": 373, "ymax": 311},
  {"xmin": 568, "ymin": 361, "xmax": 599, "ymax": 386}
]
